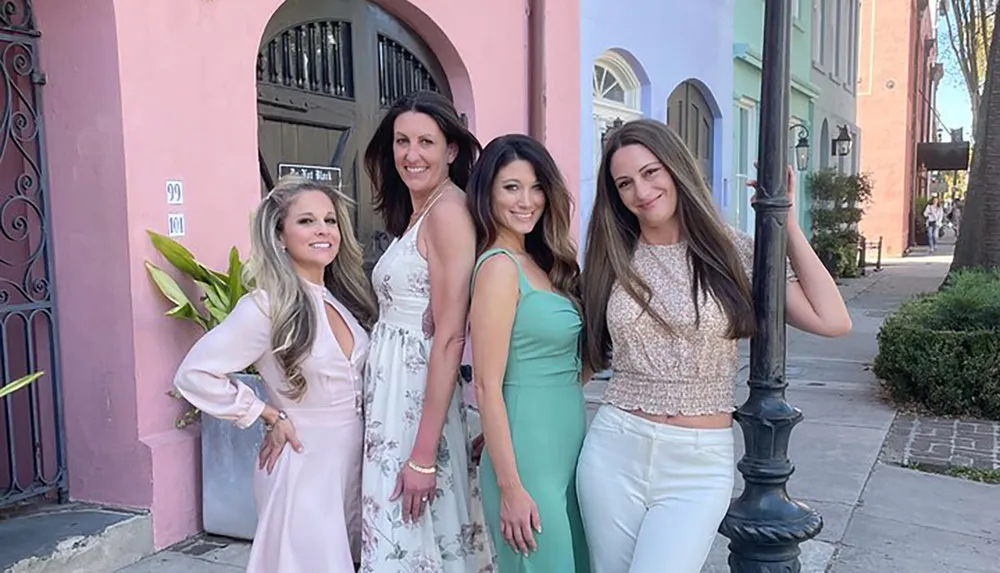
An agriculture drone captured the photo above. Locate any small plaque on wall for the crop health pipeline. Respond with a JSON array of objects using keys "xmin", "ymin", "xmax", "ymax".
[
  {"xmin": 166, "ymin": 180, "xmax": 183, "ymax": 205},
  {"xmin": 167, "ymin": 213, "xmax": 185, "ymax": 237},
  {"xmin": 278, "ymin": 163, "xmax": 342, "ymax": 188}
]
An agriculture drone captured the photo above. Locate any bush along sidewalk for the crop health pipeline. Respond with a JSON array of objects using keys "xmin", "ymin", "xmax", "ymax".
[
  {"xmin": 807, "ymin": 169, "xmax": 874, "ymax": 280},
  {"xmin": 873, "ymin": 268, "xmax": 1000, "ymax": 420}
]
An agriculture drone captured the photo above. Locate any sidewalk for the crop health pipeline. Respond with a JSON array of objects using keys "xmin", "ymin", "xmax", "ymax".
[
  {"xmin": 698, "ymin": 240, "xmax": 998, "ymax": 573},
  {"xmin": 118, "ymin": 241, "xmax": 1000, "ymax": 572}
]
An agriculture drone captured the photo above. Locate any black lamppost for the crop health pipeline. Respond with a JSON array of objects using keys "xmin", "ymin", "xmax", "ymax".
[{"xmin": 718, "ymin": 0, "xmax": 823, "ymax": 571}]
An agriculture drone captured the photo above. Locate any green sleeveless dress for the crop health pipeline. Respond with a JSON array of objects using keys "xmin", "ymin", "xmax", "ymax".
[{"xmin": 474, "ymin": 248, "xmax": 590, "ymax": 573}]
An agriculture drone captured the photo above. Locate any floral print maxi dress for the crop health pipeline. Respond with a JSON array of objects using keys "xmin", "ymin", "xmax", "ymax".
[{"xmin": 362, "ymin": 202, "xmax": 495, "ymax": 573}]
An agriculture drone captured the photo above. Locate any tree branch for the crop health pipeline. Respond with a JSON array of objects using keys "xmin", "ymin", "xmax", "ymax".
[
  {"xmin": 958, "ymin": 0, "xmax": 978, "ymax": 85},
  {"xmin": 947, "ymin": 1, "xmax": 977, "ymax": 101}
]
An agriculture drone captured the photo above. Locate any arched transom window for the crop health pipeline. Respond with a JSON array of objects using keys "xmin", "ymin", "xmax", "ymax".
[
  {"xmin": 592, "ymin": 51, "xmax": 643, "ymax": 167},
  {"xmin": 592, "ymin": 52, "xmax": 641, "ymax": 111}
]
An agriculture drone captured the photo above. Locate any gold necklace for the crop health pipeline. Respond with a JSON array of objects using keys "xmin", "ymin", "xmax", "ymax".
[{"xmin": 411, "ymin": 179, "xmax": 452, "ymax": 222}]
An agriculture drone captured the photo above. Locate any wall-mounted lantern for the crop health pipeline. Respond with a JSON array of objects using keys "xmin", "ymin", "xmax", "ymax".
[
  {"xmin": 789, "ymin": 123, "xmax": 810, "ymax": 172},
  {"xmin": 833, "ymin": 124, "xmax": 854, "ymax": 156}
]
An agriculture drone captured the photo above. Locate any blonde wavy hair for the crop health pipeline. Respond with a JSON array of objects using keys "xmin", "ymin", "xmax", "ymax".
[{"xmin": 245, "ymin": 176, "xmax": 377, "ymax": 400}]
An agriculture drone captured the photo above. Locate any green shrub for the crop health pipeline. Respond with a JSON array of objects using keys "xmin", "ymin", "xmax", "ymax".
[
  {"xmin": 811, "ymin": 230, "xmax": 862, "ymax": 279},
  {"xmin": 873, "ymin": 269, "xmax": 1000, "ymax": 419},
  {"xmin": 808, "ymin": 170, "xmax": 873, "ymax": 279}
]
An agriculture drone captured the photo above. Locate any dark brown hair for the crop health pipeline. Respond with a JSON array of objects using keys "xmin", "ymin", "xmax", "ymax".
[
  {"xmin": 364, "ymin": 90, "xmax": 482, "ymax": 237},
  {"xmin": 466, "ymin": 134, "xmax": 581, "ymax": 308},
  {"xmin": 581, "ymin": 118, "xmax": 754, "ymax": 372}
]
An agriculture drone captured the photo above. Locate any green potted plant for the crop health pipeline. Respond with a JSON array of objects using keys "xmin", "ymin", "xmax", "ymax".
[
  {"xmin": 807, "ymin": 170, "xmax": 873, "ymax": 279},
  {"xmin": 0, "ymin": 371, "xmax": 44, "ymax": 399},
  {"xmin": 146, "ymin": 230, "xmax": 265, "ymax": 540}
]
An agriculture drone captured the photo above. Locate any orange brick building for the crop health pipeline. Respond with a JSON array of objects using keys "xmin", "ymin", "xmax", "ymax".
[{"xmin": 857, "ymin": 0, "xmax": 942, "ymax": 256}]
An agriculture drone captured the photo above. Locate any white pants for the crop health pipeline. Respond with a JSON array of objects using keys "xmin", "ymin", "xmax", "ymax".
[{"xmin": 577, "ymin": 405, "xmax": 735, "ymax": 573}]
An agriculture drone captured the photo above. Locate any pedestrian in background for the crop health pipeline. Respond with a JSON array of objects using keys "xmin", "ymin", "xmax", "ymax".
[{"xmin": 923, "ymin": 195, "xmax": 945, "ymax": 252}]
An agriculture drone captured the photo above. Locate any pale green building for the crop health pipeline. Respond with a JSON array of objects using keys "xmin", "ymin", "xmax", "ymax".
[{"xmin": 730, "ymin": 0, "xmax": 820, "ymax": 236}]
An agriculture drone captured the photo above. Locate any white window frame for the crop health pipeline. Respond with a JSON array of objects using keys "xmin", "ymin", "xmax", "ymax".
[
  {"xmin": 816, "ymin": 0, "xmax": 828, "ymax": 68},
  {"xmin": 592, "ymin": 52, "xmax": 643, "ymax": 170},
  {"xmin": 834, "ymin": 0, "xmax": 843, "ymax": 79},
  {"xmin": 733, "ymin": 99, "xmax": 758, "ymax": 235},
  {"xmin": 593, "ymin": 52, "xmax": 642, "ymax": 110},
  {"xmin": 847, "ymin": 0, "xmax": 859, "ymax": 89}
]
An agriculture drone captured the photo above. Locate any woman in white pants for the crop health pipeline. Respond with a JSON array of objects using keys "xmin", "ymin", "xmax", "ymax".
[{"xmin": 577, "ymin": 119, "xmax": 852, "ymax": 573}]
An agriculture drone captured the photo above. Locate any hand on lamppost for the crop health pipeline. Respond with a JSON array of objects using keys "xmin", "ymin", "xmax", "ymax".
[{"xmin": 747, "ymin": 163, "xmax": 799, "ymax": 229}]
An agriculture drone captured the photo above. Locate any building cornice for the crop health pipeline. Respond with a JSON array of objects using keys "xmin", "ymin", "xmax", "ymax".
[{"xmin": 733, "ymin": 43, "xmax": 821, "ymax": 99}]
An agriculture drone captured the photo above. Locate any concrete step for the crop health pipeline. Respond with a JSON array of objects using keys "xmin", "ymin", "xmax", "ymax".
[{"xmin": 0, "ymin": 504, "xmax": 153, "ymax": 573}]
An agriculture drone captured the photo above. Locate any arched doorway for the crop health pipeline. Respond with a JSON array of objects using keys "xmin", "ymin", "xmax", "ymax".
[
  {"xmin": 256, "ymin": 0, "xmax": 450, "ymax": 262},
  {"xmin": 666, "ymin": 81, "xmax": 714, "ymax": 184},
  {"xmin": 592, "ymin": 51, "xmax": 643, "ymax": 167}
]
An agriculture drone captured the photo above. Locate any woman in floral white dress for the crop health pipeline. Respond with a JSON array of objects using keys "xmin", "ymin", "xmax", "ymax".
[{"xmin": 360, "ymin": 90, "xmax": 495, "ymax": 572}]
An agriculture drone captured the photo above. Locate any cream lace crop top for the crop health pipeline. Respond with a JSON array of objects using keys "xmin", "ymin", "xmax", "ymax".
[{"xmin": 601, "ymin": 228, "xmax": 797, "ymax": 416}]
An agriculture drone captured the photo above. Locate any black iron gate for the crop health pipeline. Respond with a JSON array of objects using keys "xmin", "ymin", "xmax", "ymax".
[{"xmin": 0, "ymin": 0, "xmax": 68, "ymax": 509}]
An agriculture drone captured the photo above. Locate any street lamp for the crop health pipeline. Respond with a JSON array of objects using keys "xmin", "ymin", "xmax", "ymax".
[
  {"xmin": 833, "ymin": 124, "xmax": 854, "ymax": 156},
  {"xmin": 718, "ymin": 0, "xmax": 823, "ymax": 571},
  {"xmin": 790, "ymin": 123, "xmax": 810, "ymax": 172}
]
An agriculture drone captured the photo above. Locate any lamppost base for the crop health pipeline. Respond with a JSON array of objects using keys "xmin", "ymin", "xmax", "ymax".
[{"xmin": 719, "ymin": 505, "xmax": 823, "ymax": 573}]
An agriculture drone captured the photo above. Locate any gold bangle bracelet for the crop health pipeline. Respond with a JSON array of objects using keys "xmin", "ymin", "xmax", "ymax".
[{"xmin": 406, "ymin": 459, "xmax": 437, "ymax": 475}]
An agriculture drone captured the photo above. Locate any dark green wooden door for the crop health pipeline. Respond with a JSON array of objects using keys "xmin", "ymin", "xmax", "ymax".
[
  {"xmin": 256, "ymin": 0, "xmax": 449, "ymax": 254},
  {"xmin": 667, "ymin": 81, "xmax": 714, "ymax": 185}
]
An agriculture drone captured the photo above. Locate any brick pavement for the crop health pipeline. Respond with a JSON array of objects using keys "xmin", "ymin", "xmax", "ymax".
[{"xmin": 882, "ymin": 412, "xmax": 1000, "ymax": 470}]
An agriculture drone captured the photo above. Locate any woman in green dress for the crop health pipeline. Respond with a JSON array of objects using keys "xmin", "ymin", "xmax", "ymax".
[{"xmin": 466, "ymin": 134, "xmax": 590, "ymax": 572}]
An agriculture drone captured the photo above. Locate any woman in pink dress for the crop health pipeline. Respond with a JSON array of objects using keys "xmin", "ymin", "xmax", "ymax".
[{"xmin": 173, "ymin": 176, "xmax": 377, "ymax": 572}]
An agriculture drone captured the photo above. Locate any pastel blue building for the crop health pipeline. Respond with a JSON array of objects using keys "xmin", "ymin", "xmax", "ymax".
[{"xmin": 579, "ymin": 0, "xmax": 735, "ymax": 243}]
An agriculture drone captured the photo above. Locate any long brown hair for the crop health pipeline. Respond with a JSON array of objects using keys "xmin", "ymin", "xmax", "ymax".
[
  {"xmin": 246, "ymin": 176, "xmax": 377, "ymax": 400},
  {"xmin": 466, "ymin": 134, "xmax": 581, "ymax": 309},
  {"xmin": 364, "ymin": 90, "xmax": 482, "ymax": 237},
  {"xmin": 581, "ymin": 118, "xmax": 754, "ymax": 372}
]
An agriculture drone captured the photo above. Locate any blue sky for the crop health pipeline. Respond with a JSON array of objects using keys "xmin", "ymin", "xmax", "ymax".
[
  {"xmin": 934, "ymin": 16, "xmax": 976, "ymax": 141},
  {"xmin": 937, "ymin": 81, "xmax": 972, "ymax": 139}
]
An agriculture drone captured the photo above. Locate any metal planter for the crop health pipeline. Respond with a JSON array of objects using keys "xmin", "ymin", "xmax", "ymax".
[{"xmin": 200, "ymin": 373, "xmax": 268, "ymax": 540}]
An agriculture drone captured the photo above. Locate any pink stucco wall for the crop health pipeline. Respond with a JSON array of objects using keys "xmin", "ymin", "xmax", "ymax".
[
  {"xmin": 541, "ymin": 0, "xmax": 582, "ymax": 238},
  {"xmin": 37, "ymin": 0, "xmax": 152, "ymax": 512},
  {"xmin": 38, "ymin": 0, "xmax": 580, "ymax": 549}
]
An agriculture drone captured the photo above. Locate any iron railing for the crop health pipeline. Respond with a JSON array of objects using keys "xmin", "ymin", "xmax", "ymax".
[{"xmin": 376, "ymin": 35, "xmax": 438, "ymax": 107}]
